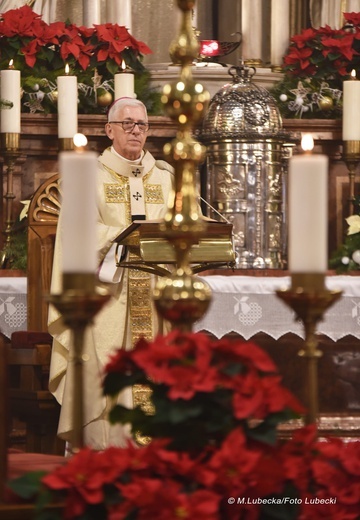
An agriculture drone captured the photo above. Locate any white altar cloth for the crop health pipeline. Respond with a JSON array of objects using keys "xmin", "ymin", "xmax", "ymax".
[
  {"xmin": 0, "ymin": 277, "xmax": 27, "ymax": 339},
  {"xmin": 1, "ymin": 275, "xmax": 359, "ymax": 343},
  {"xmin": 194, "ymin": 275, "xmax": 360, "ymax": 341}
]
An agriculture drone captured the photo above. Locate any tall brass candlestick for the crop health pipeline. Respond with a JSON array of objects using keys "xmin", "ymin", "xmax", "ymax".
[
  {"xmin": 0, "ymin": 133, "xmax": 21, "ymax": 268},
  {"xmin": 343, "ymin": 140, "xmax": 360, "ymax": 215},
  {"xmin": 276, "ymin": 274, "xmax": 342, "ymax": 425},
  {"xmin": 49, "ymin": 273, "xmax": 110, "ymax": 452},
  {"xmin": 153, "ymin": 0, "xmax": 212, "ymax": 331},
  {"xmin": 58, "ymin": 137, "xmax": 75, "ymax": 151}
]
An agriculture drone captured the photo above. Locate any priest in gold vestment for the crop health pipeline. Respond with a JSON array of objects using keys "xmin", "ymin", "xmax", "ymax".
[{"xmin": 48, "ymin": 98, "xmax": 174, "ymax": 450}]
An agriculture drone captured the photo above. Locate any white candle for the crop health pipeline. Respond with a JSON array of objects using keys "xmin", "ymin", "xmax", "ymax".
[
  {"xmin": 60, "ymin": 135, "xmax": 98, "ymax": 273},
  {"xmin": 342, "ymin": 70, "xmax": 360, "ymax": 140},
  {"xmin": 0, "ymin": 62, "xmax": 21, "ymax": 133},
  {"xmin": 270, "ymin": 0, "xmax": 290, "ymax": 67},
  {"xmin": 83, "ymin": 0, "xmax": 101, "ymax": 26},
  {"xmin": 288, "ymin": 134, "xmax": 329, "ymax": 273},
  {"xmin": 57, "ymin": 65, "xmax": 78, "ymax": 139},
  {"xmin": 114, "ymin": 62, "xmax": 135, "ymax": 99}
]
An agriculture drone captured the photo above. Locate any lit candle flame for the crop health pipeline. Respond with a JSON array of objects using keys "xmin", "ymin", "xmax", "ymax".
[
  {"xmin": 8, "ymin": 59, "xmax": 14, "ymax": 69},
  {"xmin": 121, "ymin": 60, "xmax": 126, "ymax": 71},
  {"xmin": 65, "ymin": 63, "xmax": 70, "ymax": 75},
  {"xmin": 351, "ymin": 69, "xmax": 357, "ymax": 80},
  {"xmin": 301, "ymin": 133, "xmax": 314, "ymax": 152},
  {"xmin": 73, "ymin": 133, "xmax": 88, "ymax": 150}
]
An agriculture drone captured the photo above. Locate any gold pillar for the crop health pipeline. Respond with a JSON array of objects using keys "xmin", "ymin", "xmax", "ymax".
[{"xmin": 153, "ymin": 0, "xmax": 212, "ymax": 331}]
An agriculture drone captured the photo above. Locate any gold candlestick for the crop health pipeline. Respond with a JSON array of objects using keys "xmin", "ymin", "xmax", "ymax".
[
  {"xmin": 48, "ymin": 273, "xmax": 110, "ymax": 452},
  {"xmin": 276, "ymin": 273, "xmax": 342, "ymax": 425},
  {"xmin": 1, "ymin": 132, "xmax": 21, "ymax": 268},
  {"xmin": 343, "ymin": 140, "xmax": 360, "ymax": 215},
  {"xmin": 153, "ymin": 0, "xmax": 212, "ymax": 331},
  {"xmin": 58, "ymin": 137, "xmax": 75, "ymax": 151}
]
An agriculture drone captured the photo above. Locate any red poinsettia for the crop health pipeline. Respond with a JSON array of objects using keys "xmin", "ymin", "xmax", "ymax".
[
  {"xmin": 7, "ymin": 332, "xmax": 360, "ymax": 519},
  {"xmin": 283, "ymin": 13, "xmax": 360, "ymax": 81},
  {"xmin": 94, "ymin": 23, "xmax": 151, "ymax": 66},
  {"xmin": 0, "ymin": 5, "xmax": 154, "ymax": 114},
  {"xmin": 0, "ymin": 4, "xmax": 43, "ymax": 37},
  {"xmin": 272, "ymin": 12, "xmax": 360, "ymax": 119},
  {"xmin": 103, "ymin": 331, "xmax": 305, "ymax": 454}
]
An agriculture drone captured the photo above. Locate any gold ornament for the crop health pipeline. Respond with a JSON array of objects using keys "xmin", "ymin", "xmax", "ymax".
[
  {"xmin": 97, "ymin": 90, "xmax": 113, "ymax": 107},
  {"xmin": 319, "ymin": 96, "xmax": 333, "ymax": 110}
]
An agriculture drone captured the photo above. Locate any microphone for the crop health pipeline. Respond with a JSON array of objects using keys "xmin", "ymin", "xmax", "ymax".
[
  {"xmin": 199, "ymin": 196, "xmax": 238, "ymax": 266},
  {"xmin": 199, "ymin": 196, "xmax": 231, "ymax": 224}
]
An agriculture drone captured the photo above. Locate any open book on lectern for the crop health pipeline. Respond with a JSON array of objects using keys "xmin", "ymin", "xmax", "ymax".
[{"xmin": 114, "ymin": 218, "xmax": 235, "ymax": 264}]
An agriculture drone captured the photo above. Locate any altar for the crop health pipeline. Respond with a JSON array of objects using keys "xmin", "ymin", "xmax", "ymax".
[
  {"xmin": 2, "ymin": 273, "xmax": 360, "ymax": 342},
  {"xmin": 0, "ymin": 277, "xmax": 27, "ymax": 340},
  {"xmin": 195, "ymin": 274, "xmax": 360, "ymax": 340},
  {"xmin": 2, "ymin": 272, "xmax": 360, "ymax": 423},
  {"xmin": 195, "ymin": 273, "xmax": 360, "ymax": 421}
]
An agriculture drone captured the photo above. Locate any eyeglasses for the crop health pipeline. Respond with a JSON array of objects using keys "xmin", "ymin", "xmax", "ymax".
[{"xmin": 108, "ymin": 120, "xmax": 150, "ymax": 133}]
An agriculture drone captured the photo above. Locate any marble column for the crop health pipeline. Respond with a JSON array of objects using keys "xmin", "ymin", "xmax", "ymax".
[
  {"xmin": 346, "ymin": 0, "xmax": 360, "ymax": 18},
  {"xmin": 310, "ymin": 0, "xmax": 360, "ymax": 29},
  {"xmin": 271, "ymin": 0, "xmax": 290, "ymax": 70},
  {"xmin": 107, "ymin": 0, "xmax": 132, "ymax": 31},
  {"xmin": 83, "ymin": 0, "xmax": 101, "ymax": 26},
  {"xmin": 132, "ymin": 0, "xmax": 181, "ymax": 65},
  {"xmin": 241, "ymin": 0, "xmax": 263, "ymax": 66},
  {"xmin": 192, "ymin": 4, "xmax": 198, "ymax": 29}
]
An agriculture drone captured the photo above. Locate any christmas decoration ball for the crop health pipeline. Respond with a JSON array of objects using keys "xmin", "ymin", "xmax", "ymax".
[
  {"xmin": 352, "ymin": 250, "xmax": 360, "ymax": 264},
  {"xmin": 279, "ymin": 94, "xmax": 287, "ymax": 102},
  {"xmin": 51, "ymin": 90, "xmax": 58, "ymax": 102},
  {"xmin": 97, "ymin": 90, "xmax": 113, "ymax": 107},
  {"xmin": 342, "ymin": 256, "xmax": 350, "ymax": 265},
  {"xmin": 319, "ymin": 96, "xmax": 333, "ymax": 110}
]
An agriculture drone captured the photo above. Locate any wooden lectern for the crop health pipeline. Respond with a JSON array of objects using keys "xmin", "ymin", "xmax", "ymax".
[{"xmin": 114, "ymin": 219, "xmax": 235, "ymax": 276}]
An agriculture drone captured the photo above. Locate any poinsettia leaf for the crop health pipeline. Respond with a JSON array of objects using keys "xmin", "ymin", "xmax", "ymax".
[
  {"xmin": 221, "ymin": 362, "xmax": 244, "ymax": 376},
  {"xmin": 259, "ymin": 486, "xmax": 300, "ymax": 520},
  {"xmin": 7, "ymin": 471, "xmax": 47, "ymax": 499},
  {"xmin": 151, "ymin": 394, "xmax": 203, "ymax": 424},
  {"xmin": 247, "ymin": 410, "xmax": 299, "ymax": 445},
  {"xmin": 122, "ymin": 47, "xmax": 146, "ymax": 72},
  {"xmin": 103, "ymin": 372, "xmax": 146, "ymax": 396},
  {"xmin": 108, "ymin": 403, "xmax": 147, "ymax": 425}
]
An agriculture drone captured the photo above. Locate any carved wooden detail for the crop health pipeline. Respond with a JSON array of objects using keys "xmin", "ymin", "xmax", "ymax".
[
  {"xmin": 31, "ymin": 175, "xmax": 61, "ymax": 224},
  {"xmin": 28, "ymin": 174, "xmax": 60, "ymax": 331}
]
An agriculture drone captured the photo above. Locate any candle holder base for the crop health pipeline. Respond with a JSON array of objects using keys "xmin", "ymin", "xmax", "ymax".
[
  {"xmin": 0, "ymin": 132, "xmax": 21, "ymax": 268},
  {"xmin": 58, "ymin": 137, "xmax": 75, "ymax": 151},
  {"xmin": 276, "ymin": 273, "xmax": 342, "ymax": 426},
  {"xmin": 343, "ymin": 140, "xmax": 360, "ymax": 215},
  {"xmin": 48, "ymin": 274, "xmax": 111, "ymax": 452}
]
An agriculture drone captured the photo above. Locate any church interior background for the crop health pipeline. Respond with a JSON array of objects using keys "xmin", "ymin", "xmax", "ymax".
[{"xmin": 2, "ymin": 0, "xmax": 360, "ymax": 517}]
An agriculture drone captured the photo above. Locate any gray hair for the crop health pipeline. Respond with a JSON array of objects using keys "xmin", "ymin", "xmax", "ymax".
[{"xmin": 107, "ymin": 98, "xmax": 147, "ymax": 122}]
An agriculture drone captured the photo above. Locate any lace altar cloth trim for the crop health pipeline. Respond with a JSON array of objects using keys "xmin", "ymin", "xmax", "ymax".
[
  {"xmin": 0, "ymin": 277, "xmax": 27, "ymax": 339},
  {"xmin": 194, "ymin": 275, "xmax": 360, "ymax": 341}
]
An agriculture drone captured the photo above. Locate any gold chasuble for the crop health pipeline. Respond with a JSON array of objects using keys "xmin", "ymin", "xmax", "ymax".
[{"xmin": 48, "ymin": 148, "xmax": 174, "ymax": 450}]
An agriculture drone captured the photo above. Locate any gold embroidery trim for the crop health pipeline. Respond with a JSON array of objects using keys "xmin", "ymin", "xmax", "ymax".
[
  {"xmin": 105, "ymin": 183, "xmax": 164, "ymax": 204},
  {"xmin": 104, "ymin": 183, "xmax": 128, "ymax": 203},
  {"xmin": 128, "ymin": 249, "xmax": 155, "ymax": 445},
  {"xmin": 103, "ymin": 163, "xmax": 156, "ymax": 445},
  {"xmin": 145, "ymin": 184, "xmax": 164, "ymax": 204},
  {"xmin": 103, "ymin": 164, "xmax": 164, "ymax": 204}
]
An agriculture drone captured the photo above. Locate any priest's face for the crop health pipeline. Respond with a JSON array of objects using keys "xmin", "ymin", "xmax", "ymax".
[{"xmin": 105, "ymin": 104, "xmax": 148, "ymax": 161}]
